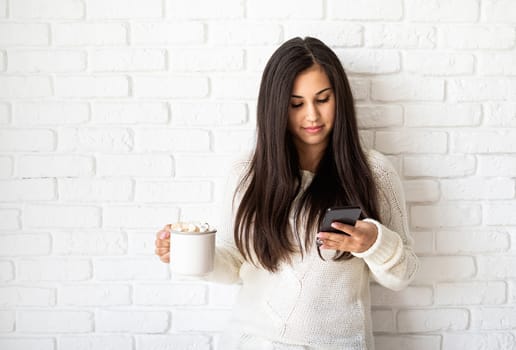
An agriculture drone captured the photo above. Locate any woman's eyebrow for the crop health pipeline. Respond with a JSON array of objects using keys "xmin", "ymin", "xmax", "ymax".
[{"xmin": 291, "ymin": 87, "xmax": 332, "ymax": 98}]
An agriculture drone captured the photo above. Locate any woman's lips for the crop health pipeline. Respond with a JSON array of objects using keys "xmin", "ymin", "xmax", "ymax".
[{"xmin": 303, "ymin": 125, "xmax": 323, "ymax": 134}]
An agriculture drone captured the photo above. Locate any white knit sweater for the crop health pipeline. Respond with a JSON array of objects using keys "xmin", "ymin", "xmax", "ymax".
[{"xmin": 206, "ymin": 150, "xmax": 419, "ymax": 350}]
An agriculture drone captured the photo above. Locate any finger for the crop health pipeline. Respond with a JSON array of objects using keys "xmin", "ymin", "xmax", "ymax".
[
  {"xmin": 154, "ymin": 247, "xmax": 169, "ymax": 256},
  {"xmin": 159, "ymin": 252, "xmax": 170, "ymax": 263},
  {"xmin": 156, "ymin": 229, "xmax": 170, "ymax": 240},
  {"xmin": 330, "ymin": 221, "xmax": 356, "ymax": 235},
  {"xmin": 155, "ymin": 238, "xmax": 170, "ymax": 248}
]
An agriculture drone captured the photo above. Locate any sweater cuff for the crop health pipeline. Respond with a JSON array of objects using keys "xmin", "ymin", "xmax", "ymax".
[{"xmin": 352, "ymin": 218, "xmax": 402, "ymax": 267}]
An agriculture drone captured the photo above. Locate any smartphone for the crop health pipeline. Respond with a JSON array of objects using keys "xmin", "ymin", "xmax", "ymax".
[{"xmin": 319, "ymin": 206, "xmax": 362, "ymax": 234}]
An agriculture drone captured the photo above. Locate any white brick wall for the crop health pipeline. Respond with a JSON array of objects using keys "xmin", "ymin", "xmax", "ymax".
[{"xmin": 0, "ymin": 1, "xmax": 515, "ymax": 349}]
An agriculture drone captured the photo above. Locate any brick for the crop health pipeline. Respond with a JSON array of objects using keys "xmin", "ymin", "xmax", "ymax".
[
  {"xmin": 405, "ymin": 103, "xmax": 481, "ymax": 127},
  {"xmin": 0, "ymin": 23, "xmax": 49, "ymax": 46},
  {"xmin": 486, "ymin": 203, "xmax": 516, "ymax": 225},
  {"xmin": 8, "ymin": 50, "xmax": 86, "ymax": 73},
  {"xmin": 406, "ymin": 51, "xmax": 475, "ymax": 75},
  {"xmin": 0, "ymin": 261, "xmax": 14, "ymax": 281},
  {"xmin": 136, "ymin": 335, "xmax": 211, "ymax": 350},
  {"xmin": 366, "ymin": 24, "xmax": 436, "ymax": 48},
  {"xmin": 58, "ymin": 128, "xmax": 133, "ymax": 152},
  {"xmin": 208, "ymin": 284, "xmax": 240, "ymax": 306},
  {"xmin": 210, "ymin": 22, "xmax": 282, "ymax": 45},
  {"xmin": 166, "ymin": 0, "xmax": 243, "ymax": 19},
  {"xmin": 134, "ymin": 284, "xmax": 206, "ymax": 306},
  {"xmin": 478, "ymin": 256, "xmax": 516, "ymax": 279},
  {"xmin": 453, "ymin": 130, "xmax": 516, "ymax": 153},
  {"xmin": 171, "ymin": 102, "xmax": 247, "ymax": 126},
  {"xmin": 371, "ymin": 285, "xmax": 433, "ymax": 306},
  {"xmin": 509, "ymin": 280, "xmax": 516, "ymax": 303},
  {"xmin": 0, "ymin": 103, "xmax": 9, "ymax": 124},
  {"xmin": 90, "ymin": 49, "xmax": 166, "ymax": 72},
  {"xmin": 135, "ymin": 180, "xmax": 212, "ymax": 203},
  {"xmin": 372, "ymin": 77, "xmax": 444, "ymax": 101},
  {"xmin": 403, "ymin": 180, "xmax": 440, "ymax": 202},
  {"xmin": 18, "ymin": 259, "xmax": 91, "ymax": 281},
  {"xmin": 174, "ymin": 155, "xmax": 235, "ymax": 178},
  {"xmin": 97, "ymin": 154, "xmax": 172, "ymax": 177},
  {"xmin": 0, "ymin": 179, "xmax": 55, "ymax": 201},
  {"xmin": 92, "ymin": 102, "xmax": 168, "ymax": 124},
  {"xmin": 248, "ymin": 0, "xmax": 323, "ymax": 18},
  {"xmin": 169, "ymin": 48, "xmax": 243, "ymax": 72},
  {"xmin": 52, "ymin": 231, "xmax": 127, "ymax": 255},
  {"xmin": 404, "ymin": 155, "xmax": 476, "ymax": 178},
  {"xmin": 443, "ymin": 332, "xmax": 516, "ymax": 350},
  {"xmin": 11, "ymin": 0, "xmax": 83, "ymax": 18},
  {"xmin": 436, "ymin": 230, "xmax": 510, "ymax": 253},
  {"xmin": 18, "ymin": 155, "xmax": 94, "ymax": 178},
  {"xmin": 449, "ymin": 78, "xmax": 516, "ymax": 101},
  {"xmin": 0, "ymin": 0, "xmax": 5, "ymax": 17},
  {"xmin": 135, "ymin": 129, "xmax": 210, "ymax": 152},
  {"xmin": 17, "ymin": 310, "xmax": 93, "ymax": 333},
  {"xmin": 407, "ymin": 0, "xmax": 479, "ymax": 21},
  {"xmin": 330, "ymin": 0, "xmax": 402, "ymax": 20},
  {"xmin": 0, "ymin": 209, "xmax": 20, "ymax": 230},
  {"xmin": 24, "ymin": 205, "xmax": 100, "ymax": 229},
  {"xmin": 14, "ymin": 102, "xmax": 90, "ymax": 125},
  {"xmin": 483, "ymin": 0, "xmax": 516, "ymax": 21},
  {"xmin": 131, "ymin": 22, "xmax": 204, "ymax": 45},
  {"xmin": 55, "ymin": 76, "xmax": 129, "ymax": 97},
  {"xmin": 212, "ymin": 129, "xmax": 256, "ymax": 153},
  {"xmin": 285, "ymin": 22, "xmax": 363, "ymax": 47},
  {"xmin": 0, "ymin": 129, "xmax": 55, "ymax": 152},
  {"xmin": 398, "ymin": 309, "xmax": 469, "ymax": 332},
  {"xmin": 127, "ymin": 232, "xmax": 155, "ymax": 255},
  {"xmin": 412, "ymin": 231, "xmax": 434, "ymax": 255},
  {"xmin": 0, "ymin": 156, "xmax": 12, "ymax": 178},
  {"xmin": 0, "ymin": 234, "xmax": 51, "ymax": 256},
  {"xmin": 0, "ymin": 310, "xmax": 14, "ymax": 332},
  {"xmin": 479, "ymin": 53, "xmax": 516, "ymax": 76},
  {"xmin": 103, "ymin": 206, "xmax": 179, "ymax": 229},
  {"xmin": 374, "ymin": 335, "xmax": 441, "ymax": 350},
  {"xmin": 411, "ymin": 204, "xmax": 482, "ymax": 228},
  {"xmin": 441, "ymin": 25, "xmax": 515, "ymax": 49},
  {"xmin": 60, "ymin": 336, "xmax": 133, "ymax": 350},
  {"xmin": 484, "ymin": 103, "xmax": 516, "ymax": 127},
  {"xmin": 60, "ymin": 284, "xmax": 131, "ymax": 306},
  {"xmin": 54, "ymin": 23, "xmax": 126, "ymax": 46},
  {"xmin": 478, "ymin": 155, "xmax": 516, "ymax": 176},
  {"xmin": 337, "ymin": 49, "xmax": 400, "ymax": 74},
  {"xmin": 414, "ymin": 256, "xmax": 475, "ymax": 284},
  {"xmin": 0, "ymin": 76, "xmax": 52, "ymax": 98},
  {"xmin": 87, "ymin": 0, "xmax": 162, "ymax": 18},
  {"xmin": 58, "ymin": 178, "xmax": 132, "ymax": 202},
  {"xmin": 0, "ymin": 338, "xmax": 55, "ymax": 350},
  {"xmin": 97, "ymin": 310, "xmax": 168, "ymax": 333},
  {"xmin": 211, "ymin": 75, "xmax": 260, "ymax": 99},
  {"xmin": 375, "ymin": 131, "xmax": 447, "ymax": 154},
  {"xmin": 436, "ymin": 282, "xmax": 506, "ymax": 305},
  {"xmin": 172, "ymin": 309, "xmax": 231, "ymax": 332},
  {"xmin": 471, "ymin": 308, "xmax": 516, "ymax": 330},
  {"xmin": 350, "ymin": 79, "xmax": 370, "ymax": 101},
  {"xmin": 0, "ymin": 286, "xmax": 55, "ymax": 306},
  {"xmin": 371, "ymin": 309, "xmax": 395, "ymax": 333},
  {"xmin": 0, "ymin": 51, "xmax": 5, "ymax": 72},
  {"xmin": 133, "ymin": 76, "xmax": 208, "ymax": 98},
  {"xmin": 441, "ymin": 178, "xmax": 514, "ymax": 200}
]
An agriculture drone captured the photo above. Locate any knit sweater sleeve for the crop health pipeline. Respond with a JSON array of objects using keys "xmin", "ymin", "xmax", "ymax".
[
  {"xmin": 352, "ymin": 150, "xmax": 419, "ymax": 291},
  {"xmin": 203, "ymin": 159, "xmax": 247, "ymax": 284}
]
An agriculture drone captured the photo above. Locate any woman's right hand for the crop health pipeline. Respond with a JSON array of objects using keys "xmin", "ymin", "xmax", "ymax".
[{"xmin": 155, "ymin": 224, "xmax": 171, "ymax": 263}]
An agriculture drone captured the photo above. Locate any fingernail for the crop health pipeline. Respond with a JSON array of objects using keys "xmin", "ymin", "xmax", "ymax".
[{"xmin": 159, "ymin": 232, "xmax": 166, "ymax": 239}]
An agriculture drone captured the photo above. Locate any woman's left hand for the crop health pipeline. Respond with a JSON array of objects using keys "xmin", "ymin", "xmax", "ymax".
[{"xmin": 317, "ymin": 220, "xmax": 378, "ymax": 254}]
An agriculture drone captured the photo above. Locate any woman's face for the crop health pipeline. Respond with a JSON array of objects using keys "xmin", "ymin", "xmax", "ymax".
[{"xmin": 287, "ymin": 64, "xmax": 335, "ymax": 155}]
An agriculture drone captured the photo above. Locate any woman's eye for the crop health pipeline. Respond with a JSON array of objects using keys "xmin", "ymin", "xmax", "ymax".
[
  {"xmin": 291, "ymin": 103, "xmax": 303, "ymax": 108},
  {"xmin": 317, "ymin": 97, "xmax": 330, "ymax": 103}
]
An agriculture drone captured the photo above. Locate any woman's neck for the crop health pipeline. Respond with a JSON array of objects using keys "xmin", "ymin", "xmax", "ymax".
[{"xmin": 297, "ymin": 144, "xmax": 327, "ymax": 173}]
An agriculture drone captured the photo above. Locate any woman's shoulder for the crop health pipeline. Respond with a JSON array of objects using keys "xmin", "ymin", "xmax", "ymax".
[{"xmin": 364, "ymin": 149, "xmax": 400, "ymax": 185}]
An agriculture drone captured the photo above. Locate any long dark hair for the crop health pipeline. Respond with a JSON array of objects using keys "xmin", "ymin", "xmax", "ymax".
[{"xmin": 234, "ymin": 37, "xmax": 380, "ymax": 272}]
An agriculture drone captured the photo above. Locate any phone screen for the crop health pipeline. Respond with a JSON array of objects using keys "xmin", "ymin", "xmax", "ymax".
[{"xmin": 319, "ymin": 206, "xmax": 362, "ymax": 234}]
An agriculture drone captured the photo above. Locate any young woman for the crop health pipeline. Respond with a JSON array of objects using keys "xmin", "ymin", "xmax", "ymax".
[{"xmin": 155, "ymin": 37, "xmax": 419, "ymax": 350}]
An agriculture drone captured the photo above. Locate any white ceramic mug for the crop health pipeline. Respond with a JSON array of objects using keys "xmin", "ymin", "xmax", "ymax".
[{"xmin": 169, "ymin": 229, "xmax": 216, "ymax": 276}]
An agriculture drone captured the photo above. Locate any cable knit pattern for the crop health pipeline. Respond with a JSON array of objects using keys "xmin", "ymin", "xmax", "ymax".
[{"xmin": 206, "ymin": 150, "xmax": 419, "ymax": 350}]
